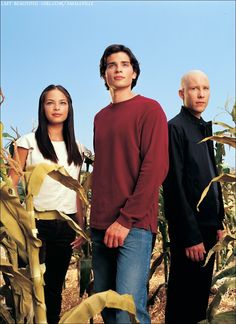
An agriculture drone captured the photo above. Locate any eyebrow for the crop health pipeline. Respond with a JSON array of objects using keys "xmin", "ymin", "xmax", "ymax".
[
  {"xmin": 107, "ymin": 60, "xmax": 131, "ymax": 65},
  {"xmin": 45, "ymin": 98, "xmax": 67, "ymax": 101}
]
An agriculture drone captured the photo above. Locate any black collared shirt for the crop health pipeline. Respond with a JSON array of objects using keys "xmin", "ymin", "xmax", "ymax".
[{"xmin": 163, "ymin": 106, "xmax": 224, "ymax": 247}]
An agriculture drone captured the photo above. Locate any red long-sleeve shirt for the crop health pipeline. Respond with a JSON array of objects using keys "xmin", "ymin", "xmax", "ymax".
[{"xmin": 90, "ymin": 95, "xmax": 169, "ymax": 233}]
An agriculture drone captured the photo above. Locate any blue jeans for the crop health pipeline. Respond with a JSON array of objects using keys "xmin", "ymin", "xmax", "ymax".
[{"xmin": 91, "ymin": 227, "xmax": 152, "ymax": 324}]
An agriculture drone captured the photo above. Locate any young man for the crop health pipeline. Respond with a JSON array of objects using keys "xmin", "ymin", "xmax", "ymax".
[
  {"xmin": 163, "ymin": 70, "xmax": 225, "ymax": 324},
  {"xmin": 90, "ymin": 44, "xmax": 169, "ymax": 324}
]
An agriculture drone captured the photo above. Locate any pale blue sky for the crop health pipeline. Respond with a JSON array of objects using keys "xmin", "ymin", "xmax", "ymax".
[{"xmin": 1, "ymin": 0, "xmax": 235, "ymax": 165}]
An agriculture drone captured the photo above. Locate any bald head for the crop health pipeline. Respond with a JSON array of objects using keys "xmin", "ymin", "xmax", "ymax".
[
  {"xmin": 180, "ymin": 70, "xmax": 209, "ymax": 89},
  {"xmin": 179, "ymin": 70, "xmax": 210, "ymax": 118}
]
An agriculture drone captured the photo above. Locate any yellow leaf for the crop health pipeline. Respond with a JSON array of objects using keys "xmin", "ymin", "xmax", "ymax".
[
  {"xmin": 0, "ymin": 256, "xmax": 34, "ymax": 323},
  {"xmin": 59, "ymin": 290, "xmax": 139, "ymax": 324},
  {"xmin": 197, "ymin": 173, "xmax": 236, "ymax": 211},
  {"xmin": 213, "ymin": 121, "xmax": 236, "ymax": 134},
  {"xmin": 0, "ymin": 181, "xmax": 47, "ymax": 323},
  {"xmin": 0, "ymin": 182, "xmax": 41, "ymax": 263},
  {"xmin": 49, "ymin": 170, "xmax": 89, "ymax": 206},
  {"xmin": 25, "ymin": 163, "xmax": 68, "ymax": 197},
  {"xmin": 231, "ymin": 102, "xmax": 236, "ymax": 123},
  {"xmin": 0, "ymin": 121, "xmax": 3, "ymax": 150},
  {"xmin": 25, "ymin": 163, "xmax": 89, "ymax": 206},
  {"xmin": 34, "ymin": 209, "xmax": 90, "ymax": 242},
  {"xmin": 81, "ymin": 172, "xmax": 93, "ymax": 194},
  {"xmin": 202, "ymin": 235, "xmax": 235, "ymax": 267},
  {"xmin": 199, "ymin": 135, "xmax": 236, "ymax": 148}
]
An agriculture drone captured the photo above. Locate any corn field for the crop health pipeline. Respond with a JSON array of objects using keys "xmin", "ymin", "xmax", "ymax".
[{"xmin": 0, "ymin": 89, "xmax": 235, "ymax": 324}]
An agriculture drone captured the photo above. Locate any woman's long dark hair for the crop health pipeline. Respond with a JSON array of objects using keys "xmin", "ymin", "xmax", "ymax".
[{"xmin": 35, "ymin": 84, "xmax": 83, "ymax": 166}]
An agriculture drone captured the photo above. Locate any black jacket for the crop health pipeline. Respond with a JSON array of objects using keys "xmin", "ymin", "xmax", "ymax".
[{"xmin": 163, "ymin": 107, "xmax": 224, "ymax": 248}]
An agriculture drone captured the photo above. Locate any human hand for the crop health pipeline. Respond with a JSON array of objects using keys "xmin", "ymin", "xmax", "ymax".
[
  {"xmin": 104, "ymin": 221, "xmax": 130, "ymax": 248},
  {"xmin": 216, "ymin": 229, "xmax": 224, "ymax": 241},
  {"xmin": 185, "ymin": 242, "xmax": 206, "ymax": 262},
  {"xmin": 71, "ymin": 236, "xmax": 86, "ymax": 250}
]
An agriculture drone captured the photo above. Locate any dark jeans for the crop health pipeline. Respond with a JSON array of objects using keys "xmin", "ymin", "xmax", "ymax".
[
  {"xmin": 36, "ymin": 217, "xmax": 76, "ymax": 324},
  {"xmin": 165, "ymin": 227, "xmax": 217, "ymax": 324}
]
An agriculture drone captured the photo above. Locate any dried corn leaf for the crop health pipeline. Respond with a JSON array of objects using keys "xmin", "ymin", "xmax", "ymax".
[
  {"xmin": 34, "ymin": 210, "xmax": 90, "ymax": 242},
  {"xmin": 0, "ymin": 304, "xmax": 16, "ymax": 324},
  {"xmin": 0, "ymin": 258, "xmax": 33, "ymax": 323},
  {"xmin": 199, "ymin": 135, "xmax": 236, "ymax": 148},
  {"xmin": 0, "ymin": 182, "xmax": 41, "ymax": 248},
  {"xmin": 213, "ymin": 121, "xmax": 236, "ymax": 134},
  {"xmin": 25, "ymin": 163, "xmax": 89, "ymax": 206},
  {"xmin": 81, "ymin": 172, "xmax": 93, "ymax": 194},
  {"xmin": 212, "ymin": 266, "xmax": 236, "ymax": 286},
  {"xmin": 0, "ymin": 181, "xmax": 47, "ymax": 323},
  {"xmin": 231, "ymin": 103, "xmax": 236, "ymax": 123},
  {"xmin": 203, "ymin": 235, "xmax": 235, "ymax": 267},
  {"xmin": 199, "ymin": 310, "xmax": 235, "ymax": 324},
  {"xmin": 59, "ymin": 289, "xmax": 138, "ymax": 324},
  {"xmin": 0, "ymin": 235, "xmax": 19, "ymax": 270},
  {"xmin": 0, "ymin": 122, "xmax": 3, "ymax": 150},
  {"xmin": 207, "ymin": 279, "xmax": 235, "ymax": 321},
  {"xmin": 24, "ymin": 164, "xmax": 67, "ymax": 197},
  {"xmin": 49, "ymin": 170, "xmax": 89, "ymax": 206},
  {"xmin": 58, "ymin": 211, "xmax": 90, "ymax": 241},
  {"xmin": 197, "ymin": 173, "xmax": 236, "ymax": 211},
  {"xmin": 1, "ymin": 183, "xmax": 33, "ymax": 263}
]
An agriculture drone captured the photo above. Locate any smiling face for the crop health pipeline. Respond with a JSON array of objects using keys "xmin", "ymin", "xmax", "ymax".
[
  {"xmin": 179, "ymin": 71, "xmax": 210, "ymax": 118},
  {"xmin": 104, "ymin": 51, "xmax": 137, "ymax": 91},
  {"xmin": 43, "ymin": 88, "xmax": 69, "ymax": 125}
]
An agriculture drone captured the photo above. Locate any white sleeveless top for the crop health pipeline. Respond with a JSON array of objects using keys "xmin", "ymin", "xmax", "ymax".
[{"xmin": 16, "ymin": 132, "xmax": 88, "ymax": 214}]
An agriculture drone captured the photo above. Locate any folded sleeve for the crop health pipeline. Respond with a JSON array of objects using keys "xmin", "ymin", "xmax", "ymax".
[{"xmin": 15, "ymin": 133, "xmax": 34, "ymax": 150}]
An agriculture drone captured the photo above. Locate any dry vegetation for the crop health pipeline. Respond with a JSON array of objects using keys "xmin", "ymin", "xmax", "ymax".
[
  {"xmin": 61, "ymin": 248, "xmax": 235, "ymax": 324},
  {"xmin": 61, "ymin": 257, "xmax": 167, "ymax": 323}
]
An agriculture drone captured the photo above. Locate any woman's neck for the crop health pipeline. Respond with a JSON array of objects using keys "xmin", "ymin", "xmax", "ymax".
[{"xmin": 47, "ymin": 124, "xmax": 64, "ymax": 141}]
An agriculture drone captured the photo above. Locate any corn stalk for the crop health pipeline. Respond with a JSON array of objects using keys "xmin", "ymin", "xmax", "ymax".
[{"xmin": 197, "ymin": 102, "xmax": 236, "ymax": 323}]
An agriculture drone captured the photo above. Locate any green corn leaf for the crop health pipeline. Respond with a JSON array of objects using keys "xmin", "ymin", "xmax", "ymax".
[
  {"xmin": 79, "ymin": 258, "xmax": 92, "ymax": 297},
  {"xmin": 2, "ymin": 132, "xmax": 15, "ymax": 139}
]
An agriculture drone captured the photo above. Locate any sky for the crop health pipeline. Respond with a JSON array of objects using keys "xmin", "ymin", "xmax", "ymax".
[{"xmin": 1, "ymin": 0, "xmax": 235, "ymax": 166}]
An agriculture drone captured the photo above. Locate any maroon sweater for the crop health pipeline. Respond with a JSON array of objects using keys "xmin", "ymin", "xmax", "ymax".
[{"xmin": 90, "ymin": 95, "xmax": 169, "ymax": 233}]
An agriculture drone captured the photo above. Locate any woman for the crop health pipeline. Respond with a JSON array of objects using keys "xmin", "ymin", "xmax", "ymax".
[{"xmin": 10, "ymin": 84, "xmax": 88, "ymax": 324}]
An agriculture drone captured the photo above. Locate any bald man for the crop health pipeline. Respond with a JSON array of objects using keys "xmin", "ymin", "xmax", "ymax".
[{"xmin": 163, "ymin": 70, "xmax": 224, "ymax": 324}]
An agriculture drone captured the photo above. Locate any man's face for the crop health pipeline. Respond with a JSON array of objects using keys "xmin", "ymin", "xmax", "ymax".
[
  {"xmin": 104, "ymin": 51, "xmax": 137, "ymax": 91},
  {"xmin": 179, "ymin": 73, "xmax": 210, "ymax": 118}
]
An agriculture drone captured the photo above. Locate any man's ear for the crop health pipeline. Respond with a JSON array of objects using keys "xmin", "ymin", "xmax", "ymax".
[
  {"xmin": 132, "ymin": 71, "xmax": 137, "ymax": 80},
  {"xmin": 179, "ymin": 89, "xmax": 184, "ymax": 100}
]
